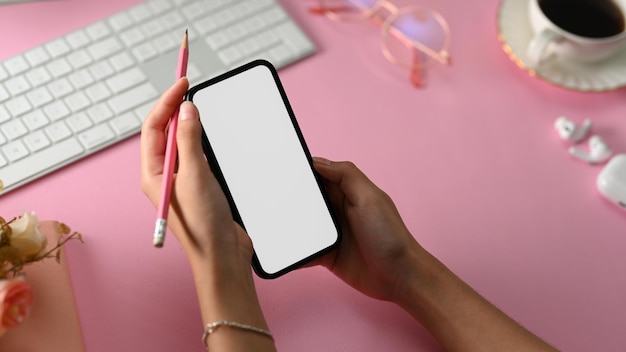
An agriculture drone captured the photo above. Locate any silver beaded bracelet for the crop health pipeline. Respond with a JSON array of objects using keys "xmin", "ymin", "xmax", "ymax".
[{"xmin": 202, "ymin": 320, "xmax": 273, "ymax": 348}]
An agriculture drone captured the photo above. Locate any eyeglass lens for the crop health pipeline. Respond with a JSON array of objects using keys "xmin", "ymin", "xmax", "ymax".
[{"xmin": 382, "ymin": 7, "xmax": 449, "ymax": 68}]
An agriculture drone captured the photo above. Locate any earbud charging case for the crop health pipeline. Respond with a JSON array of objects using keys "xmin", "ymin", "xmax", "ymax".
[{"xmin": 597, "ymin": 154, "xmax": 626, "ymax": 210}]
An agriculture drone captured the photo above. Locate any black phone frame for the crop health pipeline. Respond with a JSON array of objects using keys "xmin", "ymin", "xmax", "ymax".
[{"xmin": 186, "ymin": 59, "xmax": 341, "ymax": 279}]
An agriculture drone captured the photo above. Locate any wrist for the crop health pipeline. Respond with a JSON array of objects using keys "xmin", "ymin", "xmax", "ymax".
[
  {"xmin": 391, "ymin": 245, "xmax": 447, "ymax": 311},
  {"xmin": 189, "ymin": 249, "xmax": 267, "ymax": 325},
  {"xmin": 191, "ymin": 256, "xmax": 275, "ymax": 351}
]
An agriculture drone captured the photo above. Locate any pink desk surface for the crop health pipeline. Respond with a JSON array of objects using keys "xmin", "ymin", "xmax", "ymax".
[{"xmin": 2, "ymin": 0, "xmax": 626, "ymax": 351}]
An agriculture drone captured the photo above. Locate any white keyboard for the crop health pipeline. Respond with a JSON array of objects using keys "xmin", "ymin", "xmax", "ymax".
[{"xmin": 0, "ymin": 0, "xmax": 315, "ymax": 193}]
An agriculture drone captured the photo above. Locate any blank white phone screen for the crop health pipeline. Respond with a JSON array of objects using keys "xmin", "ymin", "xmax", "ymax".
[{"xmin": 192, "ymin": 63, "xmax": 339, "ymax": 276}]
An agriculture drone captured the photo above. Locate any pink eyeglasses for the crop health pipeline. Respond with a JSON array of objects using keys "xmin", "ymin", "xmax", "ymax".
[{"xmin": 310, "ymin": 0, "xmax": 452, "ymax": 87}]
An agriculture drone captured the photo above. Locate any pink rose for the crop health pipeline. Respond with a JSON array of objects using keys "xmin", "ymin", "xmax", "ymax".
[{"xmin": 0, "ymin": 277, "xmax": 34, "ymax": 337}]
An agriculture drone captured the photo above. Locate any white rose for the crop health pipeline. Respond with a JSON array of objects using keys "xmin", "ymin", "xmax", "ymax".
[{"xmin": 7, "ymin": 211, "xmax": 47, "ymax": 261}]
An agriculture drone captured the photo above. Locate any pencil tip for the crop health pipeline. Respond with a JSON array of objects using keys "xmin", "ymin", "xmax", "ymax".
[{"xmin": 185, "ymin": 28, "xmax": 188, "ymax": 35}]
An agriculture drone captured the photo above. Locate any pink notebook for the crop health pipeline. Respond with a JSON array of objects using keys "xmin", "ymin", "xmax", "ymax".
[{"xmin": 0, "ymin": 222, "xmax": 85, "ymax": 352}]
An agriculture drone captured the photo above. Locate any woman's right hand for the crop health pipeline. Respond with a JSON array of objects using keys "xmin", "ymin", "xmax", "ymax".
[{"xmin": 312, "ymin": 157, "xmax": 423, "ymax": 304}]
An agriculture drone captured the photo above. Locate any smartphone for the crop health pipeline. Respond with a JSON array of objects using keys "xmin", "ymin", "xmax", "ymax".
[{"xmin": 186, "ymin": 60, "xmax": 341, "ymax": 279}]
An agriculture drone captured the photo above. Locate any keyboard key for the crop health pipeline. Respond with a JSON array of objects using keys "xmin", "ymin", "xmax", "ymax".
[
  {"xmin": 23, "ymin": 131, "xmax": 51, "ymax": 152},
  {"xmin": 67, "ymin": 49, "xmax": 93, "ymax": 69},
  {"xmin": 276, "ymin": 22, "xmax": 316, "ymax": 54},
  {"xmin": 45, "ymin": 121, "xmax": 72, "ymax": 142},
  {"xmin": 128, "ymin": 3, "xmax": 153, "ymax": 23},
  {"xmin": 1, "ymin": 119, "xmax": 28, "ymax": 140},
  {"xmin": 110, "ymin": 112, "xmax": 141, "ymax": 136},
  {"xmin": 224, "ymin": 23, "xmax": 248, "ymax": 42},
  {"xmin": 152, "ymin": 33, "xmax": 179, "ymax": 54},
  {"xmin": 45, "ymin": 38, "xmax": 71, "ymax": 58},
  {"xmin": 268, "ymin": 44, "xmax": 293, "ymax": 66},
  {"xmin": 109, "ymin": 52, "xmax": 135, "ymax": 72},
  {"xmin": 46, "ymin": 57, "xmax": 73, "ymax": 78},
  {"xmin": 5, "ymin": 76, "xmax": 31, "ymax": 96},
  {"xmin": 195, "ymin": 17, "xmax": 218, "ymax": 35},
  {"xmin": 86, "ymin": 103, "xmax": 113, "ymax": 124},
  {"xmin": 3, "ymin": 140, "xmax": 29, "ymax": 162},
  {"xmin": 120, "ymin": 27, "xmax": 146, "ymax": 47},
  {"xmin": 22, "ymin": 110, "xmax": 50, "ymax": 131},
  {"xmin": 159, "ymin": 12, "xmax": 184, "ymax": 30},
  {"xmin": 251, "ymin": 0, "xmax": 275, "ymax": 10},
  {"xmin": 262, "ymin": 7, "xmax": 287, "ymax": 25},
  {"xmin": 78, "ymin": 124, "xmax": 115, "ymax": 149},
  {"xmin": 44, "ymin": 101, "xmax": 70, "ymax": 121},
  {"xmin": 109, "ymin": 12, "xmax": 133, "ymax": 32},
  {"xmin": 0, "ymin": 85, "xmax": 10, "ymax": 102},
  {"xmin": 107, "ymin": 82, "xmax": 158, "ymax": 114},
  {"xmin": 182, "ymin": 2, "xmax": 206, "ymax": 21},
  {"xmin": 0, "ymin": 106, "xmax": 10, "ymax": 124},
  {"xmin": 242, "ymin": 16, "xmax": 265, "ymax": 33},
  {"xmin": 24, "ymin": 47, "xmax": 50, "ymax": 67},
  {"xmin": 6, "ymin": 96, "xmax": 32, "ymax": 116},
  {"xmin": 65, "ymin": 91, "xmax": 91, "ymax": 112},
  {"xmin": 142, "ymin": 19, "xmax": 166, "ymax": 37},
  {"xmin": 214, "ymin": 8, "xmax": 236, "ymax": 27},
  {"xmin": 232, "ymin": 2, "xmax": 254, "ymax": 18},
  {"xmin": 26, "ymin": 87, "xmax": 54, "ymax": 108},
  {"xmin": 237, "ymin": 38, "xmax": 261, "ymax": 56},
  {"xmin": 89, "ymin": 61, "xmax": 115, "ymax": 80},
  {"xmin": 86, "ymin": 21, "xmax": 111, "ymax": 41},
  {"xmin": 256, "ymin": 29, "xmax": 279, "ymax": 47},
  {"xmin": 4, "ymin": 56, "xmax": 29, "ymax": 76},
  {"xmin": 218, "ymin": 46, "xmax": 243, "ymax": 66},
  {"xmin": 106, "ymin": 67, "xmax": 147, "ymax": 94},
  {"xmin": 0, "ymin": 65, "xmax": 8, "ymax": 81},
  {"xmin": 85, "ymin": 82, "xmax": 112, "ymax": 103},
  {"xmin": 25, "ymin": 67, "xmax": 52, "ymax": 86},
  {"xmin": 88, "ymin": 37, "xmax": 123, "ymax": 60},
  {"xmin": 66, "ymin": 112, "xmax": 93, "ymax": 133},
  {"xmin": 148, "ymin": 0, "xmax": 172, "ymax": 14},
  {"xmin": 132, "ymin": 42, "xmax": 158, "ymax": 62},
  {"xmin": 207, "ymin": 31, "xmax": 230, "ymax": 50},
  {"xmin": 68, "ymin": 69, "xmax": 95, "ymax": 89},
  {"xmin": 47, "ymin": 78, "xmax": 74, "ymax": 98},
  {"xmin": 66, "ymin": 29, "xmax": 91, "ymax": 50}
]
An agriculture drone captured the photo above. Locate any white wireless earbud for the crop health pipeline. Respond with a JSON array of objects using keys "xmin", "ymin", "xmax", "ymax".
[
  {"xmin": 554, "ymin": 117, "xmax": 592, "ymax": 143},
  {"xmin": 569, "ymin": 135, "xmax": 612, "ymax": 164}
]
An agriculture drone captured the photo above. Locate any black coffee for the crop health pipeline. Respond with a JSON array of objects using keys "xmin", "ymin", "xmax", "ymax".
[{"xmin": 538, "ymin": 0, "xmax": 625, "ymax": 38}]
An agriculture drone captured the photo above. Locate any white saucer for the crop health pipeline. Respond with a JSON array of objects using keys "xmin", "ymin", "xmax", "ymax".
[{"xmin": 497, "ymin": 0, "xmax": 626, "ymax": 92}]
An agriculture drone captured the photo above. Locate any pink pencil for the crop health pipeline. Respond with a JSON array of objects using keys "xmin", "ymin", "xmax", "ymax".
[{"xmin": 153, "ymin": 29, "xmax": 189, "ymax": 248}]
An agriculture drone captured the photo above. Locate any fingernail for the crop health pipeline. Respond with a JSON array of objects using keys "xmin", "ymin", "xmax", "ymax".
[
  {"xmin": 313, "ymin": 157, "xmax": 332, "ymax": 166},
  {"xmin": 179, "ymin": 101, "xmax": 197, "ymax": 121}
]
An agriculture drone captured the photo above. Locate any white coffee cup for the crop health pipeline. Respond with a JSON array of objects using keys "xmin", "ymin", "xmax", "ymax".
[{"xmin": 527, "ymin": 0, "xmax": 626, "ymax": 68}]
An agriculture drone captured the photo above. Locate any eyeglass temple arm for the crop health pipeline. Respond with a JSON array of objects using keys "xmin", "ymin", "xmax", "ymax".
[
  {"xmin": 410, "ymin": 49, "xmax": 423, "ymax": 88},
  {"xmin": 309, "ymin": 6, "xmax": 352, "ymax": 15}
]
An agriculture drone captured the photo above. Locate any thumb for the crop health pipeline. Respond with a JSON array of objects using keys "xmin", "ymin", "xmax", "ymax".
[
  {"xmin": 176, "ymin": 101, "xmax": 206, "ymax": 173},
  {"xmin": 313, "ymin": 157, "xmax": 380, "ymax": 206}
]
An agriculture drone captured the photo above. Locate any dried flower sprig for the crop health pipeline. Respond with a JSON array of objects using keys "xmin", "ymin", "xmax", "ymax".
[
  {"xmin": 0, "ymin": 217, "xmax": 83, "ymax": 280},
  {"xmin": 0, "ymin": 179, "xmax": 83, "ymax": 280}
]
